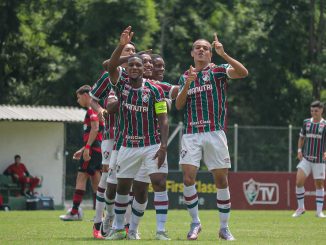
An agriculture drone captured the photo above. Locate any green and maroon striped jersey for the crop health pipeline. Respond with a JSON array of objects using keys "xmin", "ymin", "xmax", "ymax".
[
  {"xmin": 90, "ymin": 71, "xmax": 112, "ymax": 101},
  {"xmin": 113, "ymin": 71, "xmax": 165, "ymax": 147},
  {"xmin": 300, "ymin": 118, "xmax": 326, "ymax": 163},
  {"xmin": 153, "ymin": 81, "xmax": 175, "ymax": 99},
  {"xmin": 98, "ymin": 90, "xmax": 117, "ymax": 140},
  {"xmin": 178, "ymin": 64, "xmax": 230, "ymax": 134}
]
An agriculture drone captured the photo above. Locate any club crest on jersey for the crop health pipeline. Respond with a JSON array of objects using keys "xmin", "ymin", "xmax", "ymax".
[
  {"xmin": 201, "ymin": 72, "xmax": 210, "ymax": 83},
  {"xmin": 142, "ymin": 93, "xmax": 149, "ymax": 103},
  {"xmin": 122, "ymin": 89, "xmax": 129, "ymax": 97}
]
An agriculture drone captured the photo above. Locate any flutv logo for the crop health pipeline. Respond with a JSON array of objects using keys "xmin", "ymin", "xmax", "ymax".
[{"xmin": 243, "ymin": 178, "xmax": 279, "ymax": 205}]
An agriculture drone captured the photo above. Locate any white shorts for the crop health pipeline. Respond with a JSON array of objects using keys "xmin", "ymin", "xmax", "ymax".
[
  {"xmin": 107, "ymin": 150, "xmax": 118, "ymax": 184},
  {"xmin": 179, "ymin": 130, "xmax": 231, "ymax": 170},
  {"xmin": 297, "ymin": 158, "xmax": 325, "ymax": 179},
  {"xmin": 107, "ymin": 149, "xmax": 152, "ymax": 184},
  {"xmin": 116, "ymin": 144, "xmax": 168, "ymax": 179},
  {"xmin": 101, "ymin": 139, "xmax": 114, "ymax": 165}
]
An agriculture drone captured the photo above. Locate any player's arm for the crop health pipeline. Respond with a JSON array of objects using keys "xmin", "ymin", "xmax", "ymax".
[
  {"xmin": 108, "ymin": 26, "xmax": 134, "ymax": 84},
  {"xmin": 297, "ymin": 136, "xmax": 304, "ymax": 161},
  {"xmin": 90, "ymin": 99, "xmax": 106, "ymax": 121},
  {"xmin": 154, "ymin": 101, "xmax": 169, "ymax": 168},
  {"xmin": 83, "ymin": 118, "xmax": 100, "ymax": 161},
  {"xmin": 212, "ymin": 33, "xmax": 248, "ymax": 79},
  {"xmin": 175, "ymin": 66, "xmax": 196, "ymax": 110}
]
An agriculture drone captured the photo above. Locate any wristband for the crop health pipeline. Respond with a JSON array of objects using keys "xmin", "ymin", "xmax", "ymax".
[
  {"xmin": 85, "ymin": 144, "xmax": 91, "ymax": 150},
  {"xmin": 297, "ymin": 148, "xmax": 302, "ymax": 153}
]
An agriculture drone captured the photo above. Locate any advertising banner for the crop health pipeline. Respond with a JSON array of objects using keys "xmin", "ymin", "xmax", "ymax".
[{"xmin": 147, "ymin": 171, "xmax": 321, "ymax": 210}]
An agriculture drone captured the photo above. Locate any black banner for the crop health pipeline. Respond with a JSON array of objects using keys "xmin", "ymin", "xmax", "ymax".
[{"xmin": 147, "ymin": 171, "xmax": 217, "ymax": 209}]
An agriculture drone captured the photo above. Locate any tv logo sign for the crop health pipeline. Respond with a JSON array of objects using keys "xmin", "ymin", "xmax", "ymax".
[{"xmin": 243, "ymin": 178, "xmax": 279, "ymax": 205}]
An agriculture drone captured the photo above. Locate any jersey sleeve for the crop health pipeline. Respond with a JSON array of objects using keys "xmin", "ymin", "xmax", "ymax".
[
  {"xmin": 90, "ymin": 71, "xmax": 111, "ymax": 101},
  {"xmin": 178, "ymin": 74, "xmax": 186, "ymax": 95},
  {"xmin": 211, "ymin": 64, "xmax": 232, "ymax": 79},
  {"xmin": 157, "ymin": 81, "xmax": 175, "ymax": 99},
  {"xmin": 299, "ymin": 120, "xmax": 307, "ymax": 137},
  {"xmin": 88, "ymin": 109, "xmax": 99, "ymax": 122},
  {"xmin": 110, "ymin": 67, "xmax": 128, "ymax": 92}
]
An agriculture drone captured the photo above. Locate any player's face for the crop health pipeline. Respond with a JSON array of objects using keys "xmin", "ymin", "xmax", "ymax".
[
  {"xmin": 191, "ymin": 40, "xmax": 212, "ymax": 63},
  {"xmin": 122, "ymin": 44, "xmax": 136, "ymax": 56},
  {"xmin": 152, "ymin": 58, "xmax": 165, "ymax": 81},
  {"xmin": 127, "ymin": 57, "xmax": 144, "ymax": 80},
  {"xmin": 310, "ymin": 107, "xmax": 323, "ymax": 120},
  {"xmin": 77, "ymin": 93, "xmax": 86, "ymax": 107},
  {"xmin": 15, "ymin": 157, "xmax": 21, "ymax": 164},
  {"xmin": 140, "ymin": 54, "xmax": 153, "ymax": 78}
]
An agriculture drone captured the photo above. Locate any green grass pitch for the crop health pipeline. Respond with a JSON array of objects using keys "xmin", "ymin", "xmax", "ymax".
[{"xmin": 0, "ymin": 210, "xmax": 325, "ymax": 244}]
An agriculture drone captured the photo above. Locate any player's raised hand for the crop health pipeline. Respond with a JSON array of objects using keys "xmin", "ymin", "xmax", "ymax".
[
  {"xmin": 212, "ymin": 33, "xmax": 225, "ymax": 57},
  {"xmin": 120, "ymin": 26, "xmax": 134, "ymax": 46},
  {"xmin": 186, "ymin": 65, "xmax": 197, "ymax": 85}
]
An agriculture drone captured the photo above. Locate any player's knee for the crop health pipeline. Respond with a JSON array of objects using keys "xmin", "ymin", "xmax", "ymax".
[{"xmin": 183, "ymin": 175, "xmax": 196, "ymax": 186}]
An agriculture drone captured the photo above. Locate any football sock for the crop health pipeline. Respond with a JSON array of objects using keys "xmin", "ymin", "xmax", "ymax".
[
  {"xmin": 296, "ymin": 186, "xmax": 305, "ymax": 209},
  {"xmin": 114, "ymin": 194, "xmax": 129, "ymax": 230},
  {"xmin": 217, "ymin": 187, "xmax": 231, "ymax": 229},
  {"xmin": 316, "ymin": 188, "xmax": 324, "ymax": 213},
  {"xmin": 71, "ymin": 189, "xmax": 85, "ymax": 215},
  {"xmin": 154, "ymin": 190, "xmax": 169, "ymax": 232},
  {"xmin": 129, "ymin": 199, "xmax": 147, "ymax": 232},
  {"xmin": 183, "ymin": 184, "xmax": 200, "ymax": 224}
]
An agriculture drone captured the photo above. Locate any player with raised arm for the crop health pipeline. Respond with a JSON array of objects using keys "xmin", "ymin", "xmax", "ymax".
[
  {"xmin": 106, "ymin": 26, "xmax": 169, "ymax": 240},
  {"xmin": 89, "ymin": 43, "xmax": 136, "ymax": 238},
  {"xmin": 292, "ymin": 101, "xmax": 326, "ymax": 218},
  {"xmin": 176, "ymin": 33, "xmax": 248, "ymax": 241}
]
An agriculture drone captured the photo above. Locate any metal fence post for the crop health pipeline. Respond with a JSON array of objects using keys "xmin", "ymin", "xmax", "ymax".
[
  {"xmin": 288, "ymin": 124, "xmax": 292, "ymax": 172},
  {"xmin": 234, "ymin": 124, "xmax": 238, "ymax": 172},
  {"xmin": 178, "ymin": 121, "xmax": 183, "ymax": 170}
]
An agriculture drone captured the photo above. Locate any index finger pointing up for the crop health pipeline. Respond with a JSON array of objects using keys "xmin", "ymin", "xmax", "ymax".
[{"xmin": 214, "ymin": 33, "xmax": 219, "ymax": 42}]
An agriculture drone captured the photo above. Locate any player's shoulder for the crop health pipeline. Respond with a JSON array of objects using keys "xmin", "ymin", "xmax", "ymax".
[{"xmin": 303, "ymin": 118, "xmax": 311, "ymax": 123}]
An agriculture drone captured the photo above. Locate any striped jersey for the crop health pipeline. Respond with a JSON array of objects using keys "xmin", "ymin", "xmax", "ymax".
[
  {"xmin": 98, "ymin": 90, "xmax": 116, "ymax": 140},
  {"xmin": 83, "ymin": 108, "xmax": 104, "ymax": 153},
  {"xmin": 90, "ymin": 71, "xmax": 112, "ymax": 101},
  {"xmin": 178, "ymin": 64, "xmax": 231, "ymax": 134},
  {"xmin": 153, "ymin": 81, "xmax": 175, "ymax": 99},
  {"xmin": 113, "ymin": 70, "xmax": 165, "ymax": 148},
  {"xmin": 300, "ymin": 118, "xmax": 326, "ymax": 163}
]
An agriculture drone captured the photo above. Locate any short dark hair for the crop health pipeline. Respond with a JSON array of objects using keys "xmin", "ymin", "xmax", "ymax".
[
  {"xmin": 128, "ymin": 54, "xmax": 143, "ymax": 63},
  {"xmin": 129, "ymin": 41, "xmax": 136, "ymax": 50},
  {"xmin": 310, "ymin": 100, "xmax": 324, "ymax": 108},
  {"xmin": 76, "ymin": 85, "xmax": 91, "ymax": 95},
  {"xmin": 14, "ymin": 154, "xmax": 21, "ymax": 160},
  {"xmin": 192, "ymin": 39, "xmax": 212, "ymax": 52},
  {"xmin": 150, "ymin": 54, "xmax": 163, "ymax": 62}
]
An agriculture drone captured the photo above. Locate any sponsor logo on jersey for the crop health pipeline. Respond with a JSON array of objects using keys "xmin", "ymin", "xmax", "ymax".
[
  {"xmin": 187, "ymin": 84, "xmax": 212, "ymax": 95},
  {"xmin": 189, "ymin": 120, "xmax": 211, "ymax": 127},
  {"xmin": 122, "ymin": 101, "xmax": 148, "ymax": 112},
  {"xmin": 83, "ymin": 124, "xmax": 87, "ymax": 130},
  {"xmin": 306, "ymin": 133, "xmax": 322, "ymax": 139},
  {"xmin": 243, "ymin": 178, "xmax": 279, "ymax": 205}
]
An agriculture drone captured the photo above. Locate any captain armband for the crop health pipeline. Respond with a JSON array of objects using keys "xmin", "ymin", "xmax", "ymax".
[{"xmin": 155, "ymin": 101, "xmax": 168, "ymax": 114}]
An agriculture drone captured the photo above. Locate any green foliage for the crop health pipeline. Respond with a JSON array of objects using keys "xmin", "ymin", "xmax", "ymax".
[{"xmin": 0, "ymin": 0, "xmax": 325, "ymax": 125}]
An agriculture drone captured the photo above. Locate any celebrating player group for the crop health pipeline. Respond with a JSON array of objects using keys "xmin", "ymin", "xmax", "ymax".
[{"xmin": 61, "ymin": 25, "xmax": 251, "ymax": 241}]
